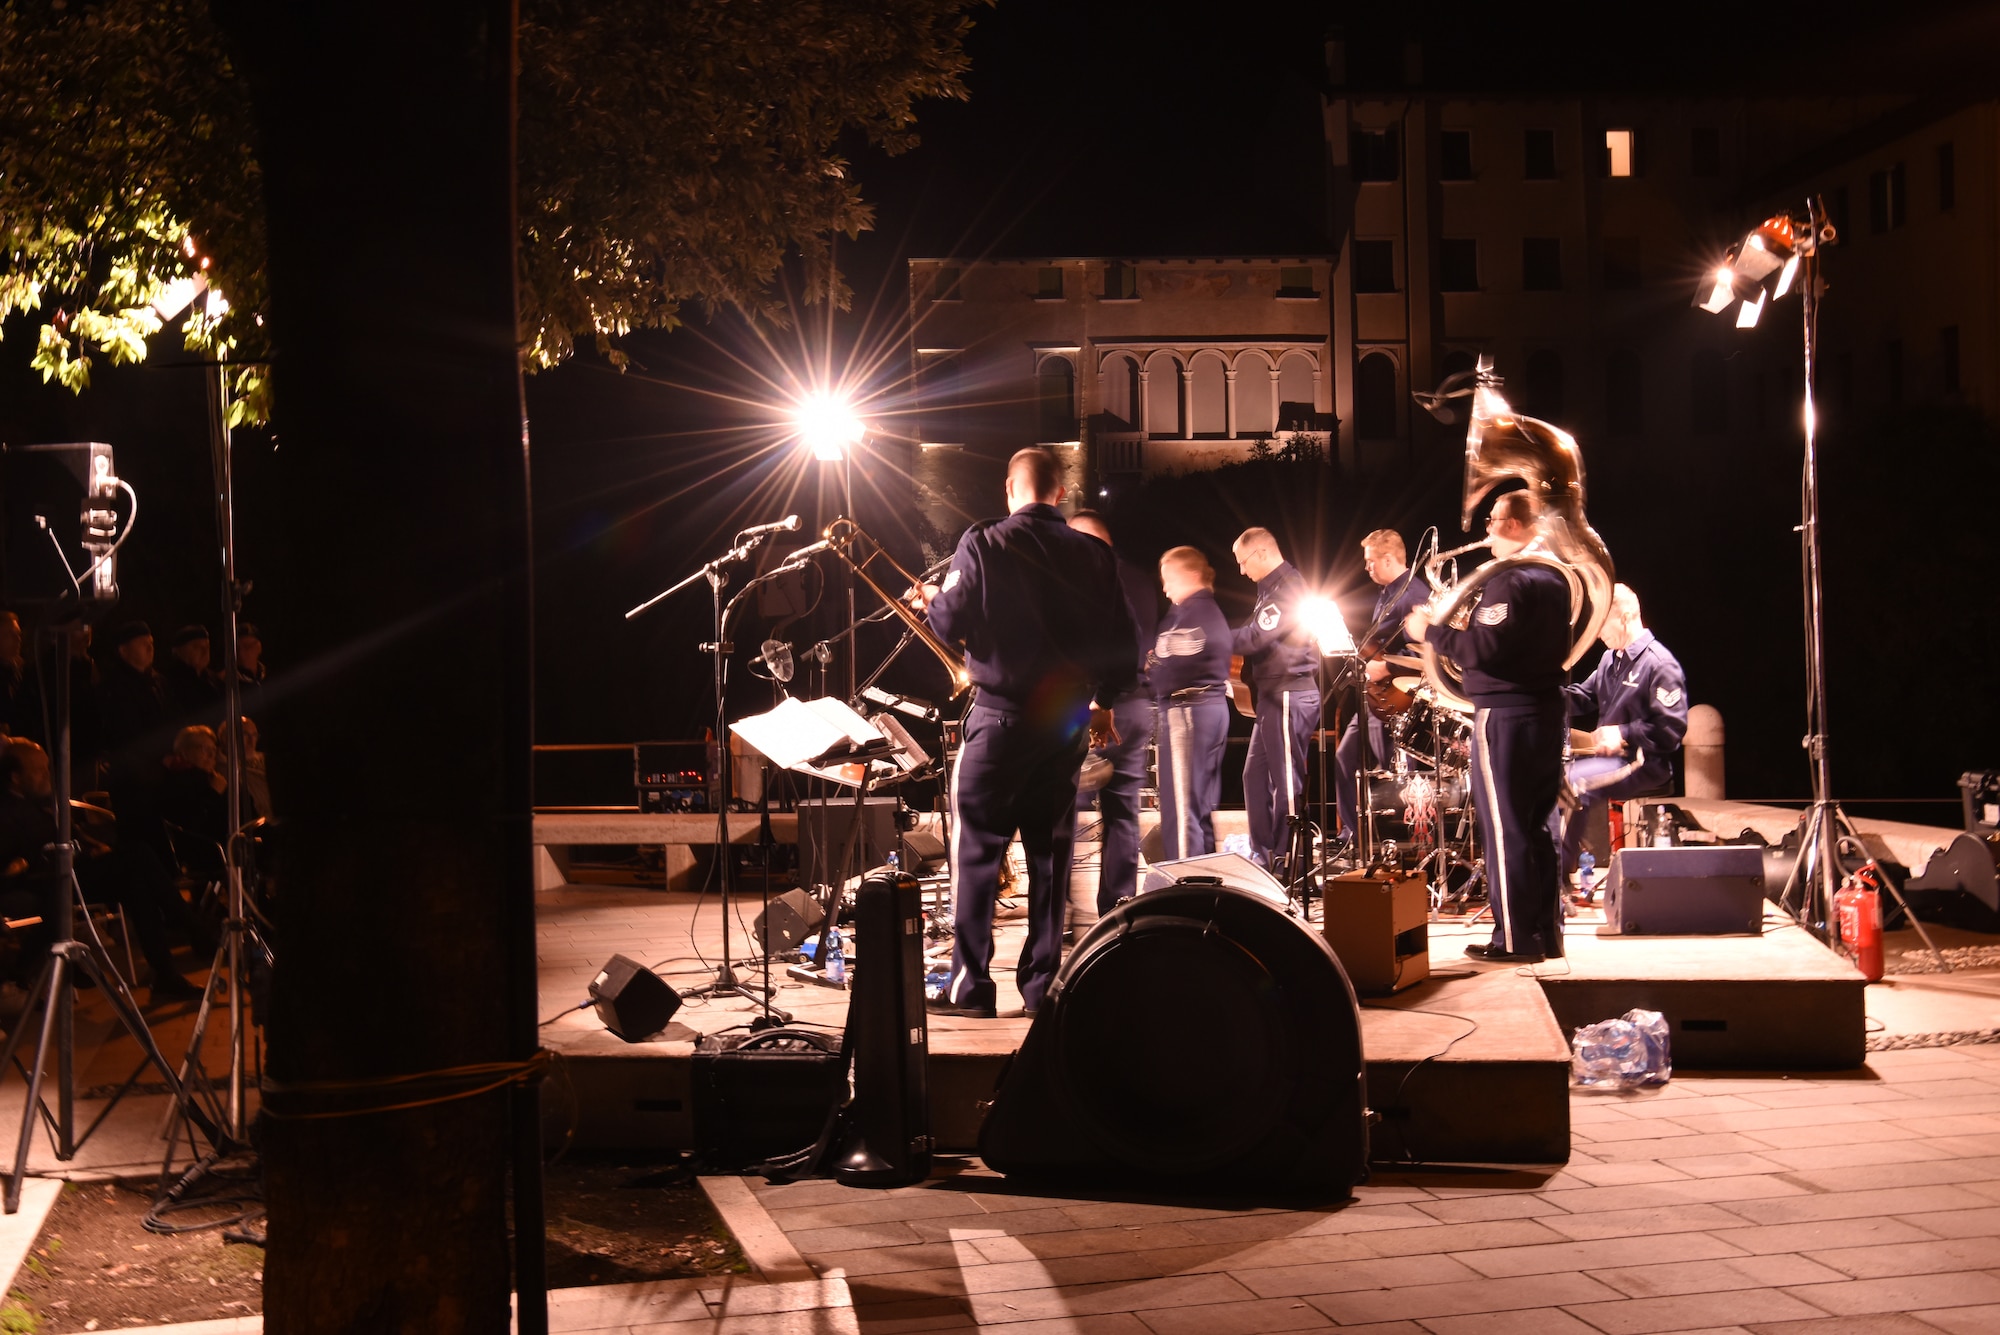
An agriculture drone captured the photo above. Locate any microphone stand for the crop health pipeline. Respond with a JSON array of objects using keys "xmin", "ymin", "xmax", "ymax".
[{"xmin": 625, "ymin": 534, "xmax": 778, "ymax": 1010}]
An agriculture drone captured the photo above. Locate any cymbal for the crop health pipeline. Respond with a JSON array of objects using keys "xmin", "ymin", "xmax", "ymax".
[
  {"xmin": 1391, "ymin": 675, "xmax": 1423, "ymax": 692},
  {"xmin": 1380, "ymin": 653, "xmax": 1424, "ymax": 670}
]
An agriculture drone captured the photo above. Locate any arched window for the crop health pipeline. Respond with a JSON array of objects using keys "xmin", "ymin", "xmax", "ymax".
[
  {"xmin": 1356, "ymin": 352, "xmax": 1398, "ymax": 439},
  {"xmin": 1145, "ymin": 353, "xmax": 1182, "ymax": 437},
  {"xmin": 1098, "ymin": 354, "xmax": 1138, "ymax": 428},
  {"xmin": 1277, "ymin": 353, "xmax": 1316, "ymax": 427},
  {"xmin": 1691, "ymin": 349, "xmax": 1727, "ymax": 434},
  {"xmin": 1235, "ymin": 351, "xmax": 1274, "ymax": 436},
  {"xmin": 1189, "ymin": 352, "xmax": 1228, "ymax": 437},
  {"xmin": 1606, "ymin": 349, "xmax": 1643, "ymax": 435},
  {"xmin": 1524, "ymin": 349, "xmax": 1564, "ymax": 421},
  {"xmin": 1037, "ymin": 357, "xmax": 1076, "ymax": 442}
]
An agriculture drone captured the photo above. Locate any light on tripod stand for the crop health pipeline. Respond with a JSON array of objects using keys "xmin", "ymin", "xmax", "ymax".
[{"xmin": 794, "ymin": 391, "xmax": 865, "ymax": 461}]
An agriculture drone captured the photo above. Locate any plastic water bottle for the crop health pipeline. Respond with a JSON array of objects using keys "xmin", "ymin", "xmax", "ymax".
[
  {"xmin": 887, "ymin": 851, "xmax": 900, "ymax": 873},
  {"xmin": 1578, "ymin": 850, "xmax": 1596, "ymax": 898},
  {"xmin": 825, "ymin": 926, "xmax": 846, "ymax": 984}
]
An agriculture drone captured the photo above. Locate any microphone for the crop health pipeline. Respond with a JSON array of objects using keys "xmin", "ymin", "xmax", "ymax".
[
  {"xmin": 778, "ymin": 537, "xmax": 834, "ymax": 564},
  {"xmin": 753, "ymin": 639, "xmax": 795, "ymax": 683},
  {"xmin": 739, "ymin": 515, "xmax": 801, "ymax": 538}
]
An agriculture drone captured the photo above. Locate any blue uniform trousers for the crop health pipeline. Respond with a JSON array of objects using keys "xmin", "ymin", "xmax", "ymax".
[
  {"xmin": 1075, "ymin": 695, "xmax": 1155, "ymax": 913},
  {"xmin": 1556, "ymin": 753, "xmax": 1675, "ymax": 872},
  {"xmin": 948, "ymin": 702, "xmax": 1088, "ymax": 1012},
  {"xmin": 1156, "ymin": 694, "xmax": 1230, "ymax": 863},
  {"xmin": 1335, "ymin": 708, "xmax": 1391, "ymax": 839},
  {"xmin": 1470, "ymin": 700, "xmax": 1566, "ymax": 958},
  {"xmin": 1244, "ymin": 688, "xmax": 1320, "ymax": 868}
]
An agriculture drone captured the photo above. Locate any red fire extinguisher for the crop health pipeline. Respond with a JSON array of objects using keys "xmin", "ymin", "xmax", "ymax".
[{"xmin": 1835, "ymin": 864, "xmax": 1886, "ymax": 982}]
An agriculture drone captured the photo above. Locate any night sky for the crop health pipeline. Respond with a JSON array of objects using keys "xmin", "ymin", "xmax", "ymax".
[{"xmin": 4, "ymin": 1, "xmax": 1997, "ymax": 820}]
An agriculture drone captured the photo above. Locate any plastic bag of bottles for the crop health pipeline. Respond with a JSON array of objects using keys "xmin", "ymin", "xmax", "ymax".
[{"xmin": 1570, "ymin": 1008, "xmax": 1672, "ymax": 1088}]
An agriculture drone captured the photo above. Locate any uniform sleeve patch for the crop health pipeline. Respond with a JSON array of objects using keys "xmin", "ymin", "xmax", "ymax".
[
  {"xmin": 1475, "ymin": 602, "xmax": 1509, "ymax": 626},
  {"xmin": 1256, "ymin": 604, "xmax": 1281, "ymax": 631},
  {"xmin": 941, "ymin": 568, "xmax": 961, "ymax": 592},
  {"xmin": 1156, "ymin": 627, "xmax": 1207, "ymax": 658},
  {"xmin": 1656, "ymin": 685, "xmax": 1683, "ymax": 707}
]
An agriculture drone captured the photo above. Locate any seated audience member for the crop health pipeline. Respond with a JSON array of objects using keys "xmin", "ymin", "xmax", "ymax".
[
  {"xmin": 0, "ymin": 611, "xmax": 22, "ymax": 738},
  {"xmin": 160, "ymin": 727, "xmax": 229, "ymax": 879},
  {"xmin": 162, "ymin": 625, "xmax": 222, "ymax": 726},
  {"xmin": 0, "ymin": 739, "xmax": 202, "ymax": 1003},
  {"xmin": 221, "ymin": 716, "xmax": 273, "ymax": 820}
]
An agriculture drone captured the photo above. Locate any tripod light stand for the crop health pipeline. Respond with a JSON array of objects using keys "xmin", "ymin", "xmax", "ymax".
[{"xmin": 1694, "ymin": 200, "xmax": 1946, "ymax": 968}]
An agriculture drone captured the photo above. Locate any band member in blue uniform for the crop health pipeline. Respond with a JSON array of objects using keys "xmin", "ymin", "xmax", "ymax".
[
  {"xmin": 1152, "ymin": 546, "xmax": 1233, "ymax": 861},
  {"xmin": 1230, "ymin": 528, "xmax": 1321, "ymax": 871},
  {"xmin": 1407, "ymin": 492, "xmax": 1570, "ymax": 962},
  {"xmin": 1068, "ymin": 510, "xmax": 1159, "ymax": 913},
  {"xmin": 918, "ymin": 449, "xmax": 1137, "ymax": 1018},
  {"xmin": 1337, "ymin": 529, "xmax": 1430, "ymax": 843},
  {"xmin": 1558, "ymin": 584, "xmax": 1689, "ymax": 873}
]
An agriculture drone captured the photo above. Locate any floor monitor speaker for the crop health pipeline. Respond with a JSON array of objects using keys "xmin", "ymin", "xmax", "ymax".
[
  {"xmin": 754, "ymin": 887, "xmax": 827, "ymax": 955},
  {"xmin": 1604, "ymin": 847, "xmax": 1765, "ymax": 935},
  {"xmin": 588, "ymin": 953, "xmax": 682, "ymax": 1041}
]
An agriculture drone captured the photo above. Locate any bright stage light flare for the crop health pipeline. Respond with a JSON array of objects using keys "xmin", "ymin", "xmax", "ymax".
[
  {"xmin": 1298, "ymin": 595, "xmax": 1356, "ymax": 656},
  {"xmin": 794, "ymin": 391, "xmax": 865, "ymax": 461}
]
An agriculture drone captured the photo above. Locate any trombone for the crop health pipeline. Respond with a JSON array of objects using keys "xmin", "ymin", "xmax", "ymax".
[{"xmin": 820, "ymin": 518, "xmax": 972, "ymax": 697}]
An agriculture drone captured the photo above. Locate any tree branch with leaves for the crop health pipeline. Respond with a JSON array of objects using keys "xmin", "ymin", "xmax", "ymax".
[{"xmin": 0, "ymin": 0, "xmax": 986, "ymax": 418}]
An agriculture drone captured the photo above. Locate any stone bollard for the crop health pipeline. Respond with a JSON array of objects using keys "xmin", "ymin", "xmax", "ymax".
[{"xmin": 1685, "ymin": 703, "xmax": 1725, "ymax": 798}]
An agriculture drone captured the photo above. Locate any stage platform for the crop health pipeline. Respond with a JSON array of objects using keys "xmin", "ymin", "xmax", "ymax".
[{"xmin": 538, "ymin": 895, "xmax": 1863, "ymax": 1168}]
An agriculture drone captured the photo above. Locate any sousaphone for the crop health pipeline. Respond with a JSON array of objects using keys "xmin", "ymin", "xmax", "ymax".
[{"xmin": 1413, "ymin": 355, "xmax": 1615, "ymax": 714}]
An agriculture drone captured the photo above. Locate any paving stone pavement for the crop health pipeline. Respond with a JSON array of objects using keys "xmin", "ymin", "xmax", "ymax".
[{"xmin": 729, "ymin": 1042, "xmax": 2000, "ymax": 1334}]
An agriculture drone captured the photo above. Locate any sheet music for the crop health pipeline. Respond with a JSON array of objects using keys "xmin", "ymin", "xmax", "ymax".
[{"xmin": 730, "ymin": 696, "xmax": 892, "ymax": 786}]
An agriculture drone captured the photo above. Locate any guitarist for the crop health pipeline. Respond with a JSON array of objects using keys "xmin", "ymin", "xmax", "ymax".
[
  {"xmin": 1229, "ymin": 528, "xmax": 1320, "ymax": 873},
  {"xmin": 1336, "ymin": 529, "xmax": 1430, "ymax": 846}
]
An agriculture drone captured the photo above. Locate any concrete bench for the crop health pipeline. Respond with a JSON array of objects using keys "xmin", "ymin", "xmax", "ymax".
[{"xmin": 532, "ymin": 810, "xmax": 799, "ymax": 892}]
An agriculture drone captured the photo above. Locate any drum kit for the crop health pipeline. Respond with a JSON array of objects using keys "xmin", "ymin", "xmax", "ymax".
[{"xmin": 1355, "ymin": 652, "xmax": 1484, "ymax": 911}]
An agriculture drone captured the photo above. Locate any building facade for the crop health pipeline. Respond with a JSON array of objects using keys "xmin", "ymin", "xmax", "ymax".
[
  {"xmin": 902, "ymin": 257, "xmax": 1334, "ymax": 530},
  {"xmin": 902, "ymin": 48, "xmax": 1996, "ymax": 518}
]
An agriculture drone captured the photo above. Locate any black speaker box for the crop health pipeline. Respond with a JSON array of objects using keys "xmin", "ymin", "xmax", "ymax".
[
  {"xmin": 1604, "ymin": 847, "xmax": 1765, "ymax": 935},
  {"xmin": 588, "ymin": 953, "xmax": 682, "ymax": 1041},
  {"xmin": 753, "ymin": 887, "xmax": 827, "ymax": 955},
  {"xmin": 797, "ymin": 796, "xmax": 899, "ymax": 883},
  {"xmin": 692, "ymin": 1028, "xmax": 846, "ymax": 1172}
]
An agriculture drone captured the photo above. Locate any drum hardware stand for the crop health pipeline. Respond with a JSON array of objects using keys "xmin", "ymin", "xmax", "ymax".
[
  {"xmin": 3, "ymin": 625, "xmax": 207, "ymax": 1213},
  {"xmin": 625, "ymin": 528, "xmax": 785, "ymax": 1013}
]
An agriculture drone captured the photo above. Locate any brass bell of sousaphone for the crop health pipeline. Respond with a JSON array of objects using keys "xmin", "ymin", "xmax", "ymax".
[{"xmin": 1411, "ymin": 355, "xmax": 1615, "ymax": 714}]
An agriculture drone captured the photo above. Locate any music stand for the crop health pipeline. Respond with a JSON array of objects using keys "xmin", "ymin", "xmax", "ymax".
[{"xmin": 733, "ymin": 699, "xmax": 929, "ymax": 982}]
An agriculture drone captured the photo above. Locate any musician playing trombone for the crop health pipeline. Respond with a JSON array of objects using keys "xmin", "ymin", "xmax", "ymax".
[
  {"xmin": 1405, "ymin": 491, "xmax": 1570, "ymax": 963},
  {"xmin": 914, "ymin": 448, "xmax": 1138, "ymax": 1018}
]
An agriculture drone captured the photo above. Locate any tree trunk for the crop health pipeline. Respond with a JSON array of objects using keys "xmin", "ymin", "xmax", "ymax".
[{"xmin": 213, "ymin": 4, "xmax": 538, "ymax": 1330}]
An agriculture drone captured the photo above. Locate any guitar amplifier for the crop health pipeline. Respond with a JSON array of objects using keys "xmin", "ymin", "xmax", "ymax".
[
  {"xmin": 1604, "ymin": 846, "xmax": 1765, "ymax": 935},
  {"xmin": 1322, "ymin": 869, "xmax": 1430, "ymax": 993}
]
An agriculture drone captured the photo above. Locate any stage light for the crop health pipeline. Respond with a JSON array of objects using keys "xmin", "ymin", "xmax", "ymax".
[
  {"xmin": 1773, "ymin": 253, "xmax": 1800, "ymax": 298},
  {"xmin": 794, "ymin": 391, "xmax": 864, "ymax": 461},
  {"xmin": 1696, "ymin": 266, "xmax": 1737, "ymax": 314},
  {"xmin": 1694, "ymin": 211, "xmax": 1813, "ymax": 322},
  {"xmin": 152, "ymin": 275, "xmax": 206, "ymax": 321},
  {"xmin": 1298, "ymin": 595, "xmax": 1356, "ymax": 656}
]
